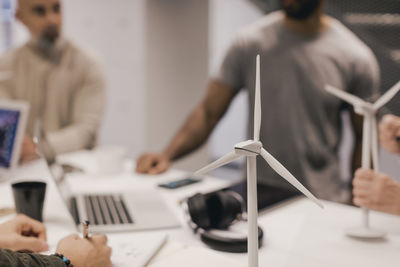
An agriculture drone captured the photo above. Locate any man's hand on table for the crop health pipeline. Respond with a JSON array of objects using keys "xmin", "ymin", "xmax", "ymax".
[
  {"xmin": 136, "ymin": 153, "xmax": 170, "ymax": 174},
  {"xmin": 0, "ymin": 214, "xmax": 48, "ymax": 252},
  {"xmin": 20, "ymin": 135, "xmax": 39, "ymax": 163}
]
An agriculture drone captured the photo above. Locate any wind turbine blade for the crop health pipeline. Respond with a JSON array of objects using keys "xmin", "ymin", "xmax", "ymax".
[
  {"xmin": 325, "ymin": 84, "xmax": 366, "ymax": 107},
  {"xmin": 373, "ymin": 80, "xmax": 400, "ymax": 111},
  {"xmin": 259, "ymin": 148, "xmax": 323, "ymax": 208},
  {"xmin": 194, "ymin": 151, "xmax": 241, "ymax": 176},
  {"xmin": 254, "ymin": 54, "xmax": 261, "ymax": 141}
]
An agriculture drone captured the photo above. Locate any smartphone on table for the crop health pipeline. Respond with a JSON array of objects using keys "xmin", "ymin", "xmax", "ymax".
[{"xmin": 158, "ymin": 177, "xmax": 201, "ymax": 189}]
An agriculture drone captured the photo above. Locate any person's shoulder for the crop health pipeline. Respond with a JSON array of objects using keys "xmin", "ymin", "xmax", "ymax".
[
  {"xmin": 64, "ymin": 39, "xmax": 106, "ymax": 82},
  {"xmin": 327, "ymin": 17, "xmax": 375, "ymax": 62},
  {"xmin": 0, "ymin": 44, "xmax": 30, "ymax": 68}
]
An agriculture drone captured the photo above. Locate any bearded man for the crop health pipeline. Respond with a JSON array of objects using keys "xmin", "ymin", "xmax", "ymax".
[{"xmin": 0, "ymin": 0, "xmax": 106, "ymax": 163}]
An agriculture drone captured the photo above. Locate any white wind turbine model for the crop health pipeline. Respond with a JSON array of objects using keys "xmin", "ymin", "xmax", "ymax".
[
  {"xmin": 325, "ymin": 80, "xmax": 400, "ymax": 239},
  {"xmin": 195, "ymin": 55, "xmax": 324, "ymax": 267}
]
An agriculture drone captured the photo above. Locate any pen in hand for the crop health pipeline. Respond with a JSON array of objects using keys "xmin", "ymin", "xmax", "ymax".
[{"xmin": 83, "ymin": 220, "xmax": 90, "ymax": 239}]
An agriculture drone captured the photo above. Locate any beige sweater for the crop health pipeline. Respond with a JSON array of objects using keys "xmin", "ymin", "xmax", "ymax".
[{"xmin": 0, "ymin": 39, "xmax": 106, "ymax": 162}]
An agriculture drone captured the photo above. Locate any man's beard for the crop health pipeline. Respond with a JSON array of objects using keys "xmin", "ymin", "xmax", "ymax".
[
  {"xmin": 281, "ymin": 0, "xmax": 322, "ymax": 20},
  {"xmin": 37, "ymin": 25, "xmax": 60, "ymax": 56}
]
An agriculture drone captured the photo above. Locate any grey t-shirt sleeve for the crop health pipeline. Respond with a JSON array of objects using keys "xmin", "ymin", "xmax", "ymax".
[
  {"xmin": 216, "ymin": 36, "xmax": 246, "ymax": 93},
  {"xmin": 348, "ymin": 48, "xmax": 380, "ymax": 101}
]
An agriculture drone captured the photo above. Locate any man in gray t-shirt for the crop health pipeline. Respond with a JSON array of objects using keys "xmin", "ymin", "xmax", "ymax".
[
  {"xmin": 136, "ymin": 0, "xmax": 379, "ymax": 203},
  {"xmin": 217, "ymin": 11, "xmax": 379, "ymax": 202}
]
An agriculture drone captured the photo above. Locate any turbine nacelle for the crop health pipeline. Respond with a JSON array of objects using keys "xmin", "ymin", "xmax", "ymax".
[
  {"xmin": 354, "ymin": 103, "xmax": 374, "ymax": 116},
  {"xmin": 326, "ymin": 81, "xmax": 400, "ymax": 116},
  {"xmin": 234, "ymin": 140, "xmax": 262, "ymax": 156}
]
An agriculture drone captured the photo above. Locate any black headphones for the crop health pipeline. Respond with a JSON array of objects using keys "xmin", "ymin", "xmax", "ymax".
[{"xmin": 183, "ymin": 190, "xmax": 264, "ymax": 253}]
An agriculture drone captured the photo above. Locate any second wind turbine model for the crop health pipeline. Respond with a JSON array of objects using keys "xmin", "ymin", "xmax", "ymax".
[
  {"xmin": 195, "ymin": 55, "xmax": 324, "ymax": 267},
  {"xmin": 325, "ymin": 80, "xmax": 400, "ymax": 239}
]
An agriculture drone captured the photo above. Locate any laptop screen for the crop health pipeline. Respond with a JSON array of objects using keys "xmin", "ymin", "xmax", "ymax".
[{"xmin": 0, "ymin": 108, "xmax": 21, "ymax": 168}]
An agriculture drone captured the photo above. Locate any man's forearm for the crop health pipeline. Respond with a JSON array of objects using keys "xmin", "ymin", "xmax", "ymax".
[
  {"xmin": 44, "ymin": 123, "xmax": 97, "ymax": 159},
  {"xmin": 163, "ymin": 106, "xmax": 215, "ymax": 161},
  {"xmin": 162, "ymin": 80, "xmax": 236, "ymax": 162},
  {"xmin": 0, "ymin": 249, "xmax": 65, "ymax": 267}
]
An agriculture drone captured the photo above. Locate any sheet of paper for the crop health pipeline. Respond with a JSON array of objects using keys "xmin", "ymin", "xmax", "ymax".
[
  {"xmin": 109, "ymin": 233, "xmax": 167, "ymax": 267},
  {"xmin": 149, "ymin": 244, "xmax": 246, "ymax": 267}
]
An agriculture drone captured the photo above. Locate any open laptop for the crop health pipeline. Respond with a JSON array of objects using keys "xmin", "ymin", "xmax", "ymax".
[
  {"xmin": 0, "ymin": 100, "xmax": 29, "ymax": 179},
  {"xmin": 69, "ymin": 190, "xmax": 180, "ymax": 233},
  {"xmin": 53, "ymin": 152, "xmax": 181, "ymax": 233}
]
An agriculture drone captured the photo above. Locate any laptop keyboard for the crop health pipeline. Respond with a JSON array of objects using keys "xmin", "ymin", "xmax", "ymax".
[{"xmin": 83, "ymin": 194, "xmax": 134, "ymax": 225}]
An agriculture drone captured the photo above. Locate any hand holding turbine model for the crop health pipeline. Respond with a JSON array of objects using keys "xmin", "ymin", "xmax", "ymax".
[
  {"xmin": 325, "ymin": 80, "xmax": 400, "ymax": 239},
  {"xmin": 195, "ymin": 55, "xmax": 323, "ymax": 267}
]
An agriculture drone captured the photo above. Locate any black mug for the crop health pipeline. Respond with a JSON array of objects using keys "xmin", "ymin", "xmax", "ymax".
[{"xmin": 12, "ymin": 181, "xmax": 47, "ymax": 222}]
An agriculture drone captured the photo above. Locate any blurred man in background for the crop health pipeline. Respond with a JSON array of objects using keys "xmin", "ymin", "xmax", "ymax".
[
  {"xmin": 0, "ymin": 214, "xmax": 112, "ymax": 267},
  {"xmin": 137, "ymin": 0, "xmax": 379, "ymax": 204},
  {"xmin": 0, "ymin": 0, "xmax": 105, "ymax": 163},
  {"xmin": 352, "ymin": 114, "xmax": 400, "ymax": 216}
]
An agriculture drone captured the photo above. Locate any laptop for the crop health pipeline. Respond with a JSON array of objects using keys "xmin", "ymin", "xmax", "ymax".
[
  {"xmin": 0, "ymin": 100, "xmax": 29, "ymax": 179},
  {"xmin": 69, "ymin": 190, "xmax": 181, "ymax": 233},
  {"xmin": 53, "ymin": 153, "xmax": 181, "ymax": 233}
]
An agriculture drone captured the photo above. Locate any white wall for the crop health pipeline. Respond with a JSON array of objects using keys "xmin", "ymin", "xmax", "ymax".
[
  {"xmin": 208, "ymin": 0, "xmax": 262, "ymax": 164},
  {"xmin": 145, "ymin": 0, "xmax": 210, "ymax": 171},
  {"xmin": 63, "ymin": 0, "xmax": 211, "ymax": 173},
  {"xmin": 63, "ymin": 0, "xmax": 147, "ymax": 158},
  {"xmin": 0, "ymin": 0, "xmax": 29, "ymax": 52}
]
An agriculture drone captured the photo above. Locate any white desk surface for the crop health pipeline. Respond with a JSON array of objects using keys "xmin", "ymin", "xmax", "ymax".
[{"xmin": 1, "ymin": 159, "xmax": 400, "ymax": 266}]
